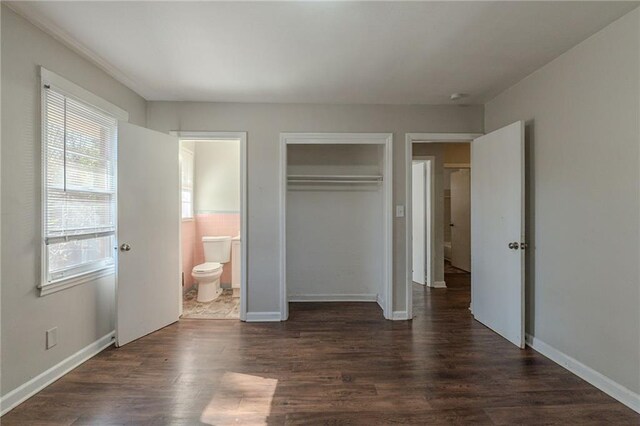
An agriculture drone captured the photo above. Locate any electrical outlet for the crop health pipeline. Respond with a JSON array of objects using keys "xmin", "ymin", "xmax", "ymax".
[{"xmin": 46, "ymin": 327, "xmax": 58, "ymax": 349}]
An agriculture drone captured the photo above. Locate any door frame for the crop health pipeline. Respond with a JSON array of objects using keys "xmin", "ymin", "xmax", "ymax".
[
  {"xmin": 405, "ymin": 133, "xmax": 482, "ymax": 319},
  {"xmin": 279, "ymin": 133, "xmax": 393, "ymax": 320},
  {"xmin": 172, "ymin": 131, "xmax": 248, "ymax": 321},
  {"xmin": 411, "ymin": 158, "xmax": 435, "ymax": 287}
]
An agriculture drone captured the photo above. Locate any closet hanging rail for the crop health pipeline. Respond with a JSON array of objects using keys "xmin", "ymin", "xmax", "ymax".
[{"xmin": 287, "ymin": 174, "xmax": 383, "ymax": 184}]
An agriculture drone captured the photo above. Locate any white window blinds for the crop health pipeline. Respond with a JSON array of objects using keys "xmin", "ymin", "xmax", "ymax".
[{"xmin": 43, "ymin": 87, "xmax": 117, "ymax": 282}]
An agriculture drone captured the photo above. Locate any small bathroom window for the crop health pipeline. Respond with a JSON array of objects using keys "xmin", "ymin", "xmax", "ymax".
[{"xmin": 180, "ymin": 146, "xmax": 194, "ymax": 220}]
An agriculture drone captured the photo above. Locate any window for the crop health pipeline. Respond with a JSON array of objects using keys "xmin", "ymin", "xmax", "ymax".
[
  {"xmin": 42, "ymin": 86, "xmax": 117, "ymax": 288},
  {"xmin": 180, "ymin": 147, "xmax": 194, "ymax": 220}
]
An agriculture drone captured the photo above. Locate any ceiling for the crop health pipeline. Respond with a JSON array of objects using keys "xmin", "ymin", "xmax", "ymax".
[{"xmin": 10, "ymin": 1, "xmax": 639, "ymax": 105}]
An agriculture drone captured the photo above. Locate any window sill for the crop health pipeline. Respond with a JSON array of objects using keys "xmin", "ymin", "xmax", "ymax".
[{"xmin": 39, "ymin": 267, "xmax": 115, "ymax": 297}]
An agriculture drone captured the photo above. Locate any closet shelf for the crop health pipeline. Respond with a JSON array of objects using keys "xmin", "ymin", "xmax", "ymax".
[{"xmin": 287, "ymin": 174, "xmax": 383, "ymax": 184}]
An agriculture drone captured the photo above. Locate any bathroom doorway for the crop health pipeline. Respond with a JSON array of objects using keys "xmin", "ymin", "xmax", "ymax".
[{"xmin": 176, "ymin": 132, "xmax": 247, "ymax": 320}]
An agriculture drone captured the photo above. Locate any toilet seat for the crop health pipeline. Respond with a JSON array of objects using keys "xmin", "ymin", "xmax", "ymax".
[{"xmin": 192, "ymin": 262, "xmax": 222, "ymax": 274}]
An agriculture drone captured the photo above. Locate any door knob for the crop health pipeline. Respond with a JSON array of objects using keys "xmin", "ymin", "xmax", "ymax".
[
  {"xmin": 120, "ymin": 243, "xmax": 131, "ymax": 252},
  {"xmin": 508, "ymin": 242, "xmax": 519, "ymax": 250}
]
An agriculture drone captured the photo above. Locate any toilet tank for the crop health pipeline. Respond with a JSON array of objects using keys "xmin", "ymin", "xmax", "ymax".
[{"xmin": 202, "ymin": 236, "xmax": 232, "ymax": 263}]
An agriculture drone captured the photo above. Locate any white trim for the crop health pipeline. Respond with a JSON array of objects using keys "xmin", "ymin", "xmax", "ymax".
[
  {"xmin": 288, "ymin": 294, "xmax": 378, "ymax": 302},
  {"xmin": 245, "ymin": 312, "xmax": 282, "ymax": 322},
  {"xmin": 38, "ymin": 267, "xmax": 114, "ymax": 296},
  {"xmin": 405, "ymin": 133, "xmax": 482, "ymax": 321},
  {"xmin": 40, "ymin": 67, "xmax": 128, "ymax": 121},
  {"xmin": 0, "ymin": 332, "xmax": 114, "ymax": 416},
  {"xmin": 392, "ymin": 311, "xmax": 410, "ymax": 320},
  {"xmin": 172, "ymin": 132, "xmax": 249, "ymax": 321},
  {"xmin": 526, "ymin": 334, "xmax": 640, "ymax": 414},
  {"xmin": 279, "ymin": 136, "xmax": 288, "ymax": 321},
  {"xmin": 444, "ymin": 162, "xmax": 471, "ymax": 169},
  {"xmin": 408, "ymin": 133, "xmax": 482, "ymax": 143},
  {"xmin": 412, "ymin": 156, "xmax": 435, "ymax": 289},
  {"xmin": 431, "ymin": 280, "xmax": 447, "ymax": 289},
  {"xmin": 279, "ymin": 133, "xmax": 394, "ymax": 321}
]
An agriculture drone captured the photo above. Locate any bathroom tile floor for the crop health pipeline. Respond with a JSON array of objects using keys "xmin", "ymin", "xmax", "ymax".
[{"xmin": 182, "ymin": 288, "xmax": 240, "ymax": 319}]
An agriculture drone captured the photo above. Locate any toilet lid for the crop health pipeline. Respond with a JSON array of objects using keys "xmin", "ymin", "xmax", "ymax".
[{"xmin": 193, "ymin": 262, "xmax": 222, "ymax": 273}]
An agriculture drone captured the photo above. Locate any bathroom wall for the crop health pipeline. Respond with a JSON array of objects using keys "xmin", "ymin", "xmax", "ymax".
[
  {"xmin": 181, "ymin": 220, "xmax": 196, "ymax": 289},
  {"xmin": 194, "ymin": 140, "xmax": 240, "ymax": 213},
  {"xmin": 182, "ymin": 140, "xmax": 241, "ymax": 287}
]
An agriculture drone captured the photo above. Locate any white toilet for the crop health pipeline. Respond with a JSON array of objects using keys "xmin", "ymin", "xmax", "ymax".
[{"xmin": 192, "ymin": 236, "xmax": 231, "ymax": 302}]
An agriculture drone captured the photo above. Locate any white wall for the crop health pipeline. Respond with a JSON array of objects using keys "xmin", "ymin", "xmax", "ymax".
[
  {"xmin": 286, "ymin": 144, "xmax": 384, "ymax": 300},
  {"xmin": 147, "ymin": 102, "xmax": 484, "ymax": 315},
  {"xmin": 1, "ymin": 5, "xmax": 147, "ymax": 396},
  {"xmin": 193, "ymin": 140, "xmax": 241, "ymax": 213},
  {"xmin": 485, "ymin": 9, "xmax": 640, "ymax": 396}
]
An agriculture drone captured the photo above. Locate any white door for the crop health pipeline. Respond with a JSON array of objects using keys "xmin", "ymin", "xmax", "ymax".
[
  {"xmin": 412, "ymin": 162, "xmax": 425, "ymax": 284},
  {"xmin": 450, "ymin": 169, "xmax": 471, "ymax": 272},
  {"xmin": 116, "ymin": 122, "xmax": 180, "ymax": 347},
  {"xmin": 471, "ymin": 121, "xmax": 525, "ymax": 348}
]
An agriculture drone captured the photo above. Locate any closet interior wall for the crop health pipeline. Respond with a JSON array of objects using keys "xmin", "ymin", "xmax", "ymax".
[{"xmin": 286, "ymin": 144, "xmax": 385, "ymax": 306}]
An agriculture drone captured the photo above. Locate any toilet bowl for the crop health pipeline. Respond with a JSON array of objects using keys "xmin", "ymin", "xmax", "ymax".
[
  {"xmin": 191, "ymin": 236, "xmax": 232, "ymax": 302},
  {"xmin": 192, "ymin": 262, "xmax": 223, "ymax": 302}
]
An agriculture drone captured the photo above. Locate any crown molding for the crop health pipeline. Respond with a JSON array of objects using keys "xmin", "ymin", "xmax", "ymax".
[{"xmin": 6, "ymin": 1, "xmax": 151, "ymax": 100}]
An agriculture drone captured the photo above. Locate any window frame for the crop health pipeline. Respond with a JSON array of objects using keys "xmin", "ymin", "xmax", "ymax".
[
  {"xmin": 180, "ymin": 146, "xmax": 195, "ymax": 221},
  {"xmin": 39, "ymin": 68, "xmax": 128, "ymax": 296}
]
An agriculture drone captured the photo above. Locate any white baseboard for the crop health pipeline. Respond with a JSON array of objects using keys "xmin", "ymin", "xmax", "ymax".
[
  {"xmin": 245, "ymin": 311, "xmax": 282, "ymax": 322},
  {"xmin": 392, "ymin": 310, "xmax": 410, "ymax": 320},
  {"xmin": 430, "ymin": 281, "xmax": 446, "ymax": 288},
  {"xmin": 376, "ymin": 294, "xmax": 384, "ymax": 310},
  {"xmin": 288, "ymin": 294, "xmax": 378, "ymax": 302},
  {"xmin": 0, "ymin": 331, "xmax": 115, "ymax": 416},
  {"xmin": 525, "ymin": 334, "xmax": 640, "ymax": 414}
]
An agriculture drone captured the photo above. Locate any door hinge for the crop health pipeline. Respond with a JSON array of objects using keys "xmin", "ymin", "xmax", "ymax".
[{"xmin": 520, "ymin": 242, "xmax": 528, "ymax": 250}]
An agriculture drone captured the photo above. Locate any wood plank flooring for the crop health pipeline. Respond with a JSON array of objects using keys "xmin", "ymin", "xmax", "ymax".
[{"xmin": 3, "ymin": 273, "xmax": 639, "ymax": 425}]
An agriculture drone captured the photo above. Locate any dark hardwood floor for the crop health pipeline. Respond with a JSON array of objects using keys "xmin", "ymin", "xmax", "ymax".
[{"xmin": 3, "ymin": 273, "xmax": 639, "ymax": 425}]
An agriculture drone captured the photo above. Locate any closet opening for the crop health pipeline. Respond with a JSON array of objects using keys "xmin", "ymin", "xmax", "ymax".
[{"xmin": 279, "ymin": 133, "xmax": 393, "ymax": 320}]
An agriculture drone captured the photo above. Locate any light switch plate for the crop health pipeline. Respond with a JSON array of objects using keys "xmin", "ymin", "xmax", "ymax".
[
  {"xmin": 46, "ymin": 327, "xmax": 58, "ymax": 349},
  {"xmin": 395, "ymin": 205, "xmax": 405, "ymax": 217}
]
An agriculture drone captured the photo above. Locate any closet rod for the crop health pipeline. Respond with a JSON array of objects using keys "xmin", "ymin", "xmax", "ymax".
[
  {"xmin": 287, "ymin": 174, "xmax": 383, "ymax": 182},
  {"xmin": 288, "ymin": 180, "xmax": 382, "ymax": 184}
]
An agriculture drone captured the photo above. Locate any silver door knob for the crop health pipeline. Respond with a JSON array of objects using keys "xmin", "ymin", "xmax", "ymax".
[
  {"xmin": 120, "ymin": 243, "xmax": 131, "ymax": 252},
  {"xmin": 508, "ymin": 242, "xmax": 519, "ymax": 250}
]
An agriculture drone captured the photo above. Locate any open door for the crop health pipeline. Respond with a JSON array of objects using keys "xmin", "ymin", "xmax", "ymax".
[
  {"xmin": 450, "ymin": 169, "xmax": 471, "ymax": 272},
  {"xmin": 412, "ymin": 161, "xmax": 426, "ymax": 285},
  {"xmin": 471, "ymin": 121, "xmax": 525, "ymax": 348},
  {"xmin": 116, "ymin": 122, "xmax": 180, "ymax": 347}
]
